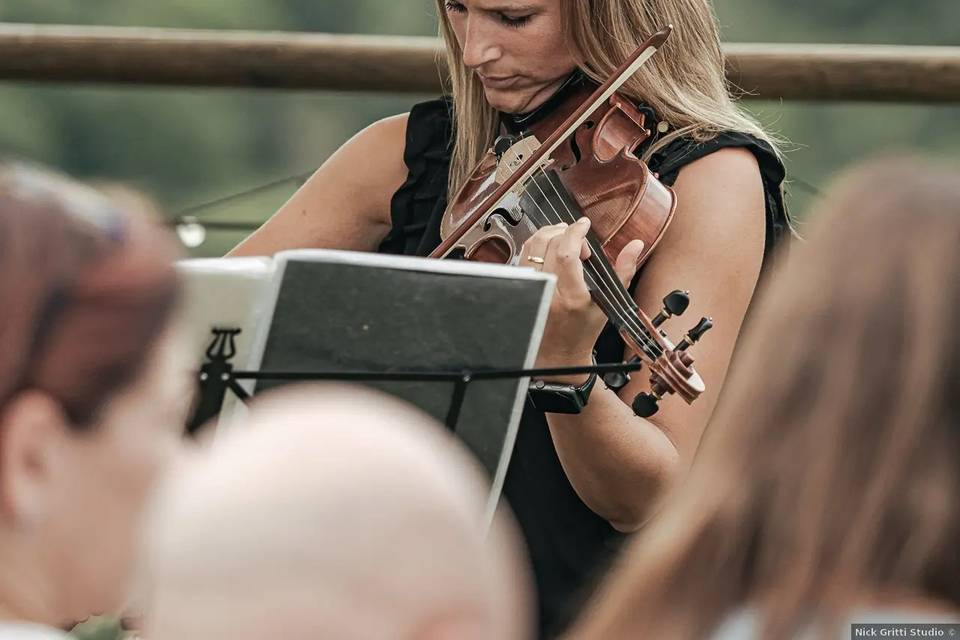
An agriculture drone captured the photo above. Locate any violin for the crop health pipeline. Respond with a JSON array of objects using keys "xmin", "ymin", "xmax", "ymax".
[{"xmin": 429, "ymin": 25, "xmax": 713, "ymax": 417}]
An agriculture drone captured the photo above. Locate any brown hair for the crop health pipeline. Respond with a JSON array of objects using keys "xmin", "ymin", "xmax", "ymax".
[
  {"xmin": 571, "ymin": 157, "xmax": 960, "ymax": 639},
  {"xmin": 0, "ymin": 162, "xmax": 180, "ymax": 426}
]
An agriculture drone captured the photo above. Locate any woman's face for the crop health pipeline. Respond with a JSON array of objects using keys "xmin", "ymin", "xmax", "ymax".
[
  {"xmin": 443, "ymin": 0, "xmax": 578, "ymax": 114},
  {"xmin": 39, "ymin": 329, "xmax": 194, "ymax": 623}
]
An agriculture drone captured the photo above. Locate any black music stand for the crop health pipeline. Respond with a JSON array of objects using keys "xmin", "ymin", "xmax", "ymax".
[{"xmin": 187, "ymin": 250, "xmax": 556, "ymax": 520}]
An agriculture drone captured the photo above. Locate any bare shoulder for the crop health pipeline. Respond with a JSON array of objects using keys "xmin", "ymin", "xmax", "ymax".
[
  {"xmin": 344, "ymin": 112, "xmax": 409, "ymax": 166},
  {"xmin": 308, "ymin": 111, "xmax": 410, "ymax": 231},
  {"xmin": 673, "ymin": 147, "xmax": 764, "ymax": 216},
  {"xmin": 638, "ymin": 144, "xmax": 767, "ymax": 306},
  {"xmin": 664, "ymin": 146, "xmax": 766, "ymax": 255},
  {"xmin": 334, "ymin": 112, "xmax": 410, "ymax": 212},
  {"xmin": 229, "ymin": 113, "xmax": 411, "ymax": 256}
]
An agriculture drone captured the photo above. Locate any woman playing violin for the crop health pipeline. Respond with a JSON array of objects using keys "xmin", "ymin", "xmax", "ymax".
[{"xmin": 231, "ymin": 0, "xmax": 790, "ymax": 636}]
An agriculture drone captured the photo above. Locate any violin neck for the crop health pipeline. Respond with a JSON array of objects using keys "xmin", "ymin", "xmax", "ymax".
[{"xmin": 517, "ymin": 169, "xmax": 662, "ymax": 362}]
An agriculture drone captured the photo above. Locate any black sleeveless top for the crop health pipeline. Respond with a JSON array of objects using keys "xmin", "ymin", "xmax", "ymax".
[{"xmin": 378, "ymin": 85, "xmax": 789, "ymax": 638}]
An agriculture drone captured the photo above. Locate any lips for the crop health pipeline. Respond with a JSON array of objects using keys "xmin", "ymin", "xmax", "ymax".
[{"xmin": 478, "ymin": 73, "xmax": 520, "ymax": 89}]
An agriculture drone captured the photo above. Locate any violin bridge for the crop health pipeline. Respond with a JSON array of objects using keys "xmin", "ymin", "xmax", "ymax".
[{"xmin": 495, "ymin": 136, "xmax": 543, "ymax": 184}]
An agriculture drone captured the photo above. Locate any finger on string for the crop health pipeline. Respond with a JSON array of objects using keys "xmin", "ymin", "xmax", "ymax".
[
  {"xmin": 521, "ymin": 224, "xmax": 567, "ymax": 256},
  {"xmin": 580, "ymin": 235, "xmax": 592, "ymax": 261},
  {"xmin": 519, "ymin": 224, "xmax": 567, "ymax": 263},
  {"xmin": 614, "ymin": 238, "xmax": 646, "ymax": 288},
  {"xmin": 522, "ymin": 223, "xmax": 568, "ymax": 249},
  {"xmin": 573, "ymin": 217, "xmax": 593, "ymax": 263},
  {"xmin": 544, "ymin": 217, "xmax": 592, "ymax": 297}
]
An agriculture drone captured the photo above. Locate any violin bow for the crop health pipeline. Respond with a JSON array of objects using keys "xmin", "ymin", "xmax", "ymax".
[{"xmin": 429, "ymin": 25, "xmax": 674, "ymax": 259}]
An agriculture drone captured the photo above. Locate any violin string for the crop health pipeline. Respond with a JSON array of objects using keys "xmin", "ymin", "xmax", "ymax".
[
  {"xmin": 501, "ymin": 138, "xmax": 662, "ymax": 358},
  {"xmin": 520, "ymin": 192, "xmax": 654, "ymax": 361},
  {"xmin": 529, "ymin": 167, "xmax": 664, "ymax": 361},
  {"xmin": 520, "ymin": 168, "xmax": 630, "ymax": 324},
  {"xmin": 519, "ymin": 167, "xmax": 663, "ymax": 361},
  {"xmin": 518, "ymin": 168, "xmax": 643, "ymax": 334},
  {"xmin": 537, "ymin": 168, "xmax": 651, "ymax": 325},
  {"xmin": 520, "ymin": 183, "xmax": 661, "ymax": 362},
  {"xmin": 510, "ymin": 151, "xmax": 629, "ymax": 306}
]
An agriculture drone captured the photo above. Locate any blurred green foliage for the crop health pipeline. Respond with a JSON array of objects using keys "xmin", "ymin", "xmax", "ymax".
[
  {"xmin": 0, "ymin": 1, "xmax": 957, "ymax": 257},
  {"xmin": 70, "ymin": 616, "xmax": 126, "ymax": 640}
]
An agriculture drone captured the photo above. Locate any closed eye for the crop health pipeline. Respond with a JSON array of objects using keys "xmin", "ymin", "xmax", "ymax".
[
  {"xmin": 444, "ymin": 1, "xmax": 534, "ymax": 28},
  {"xmin": 499, "ymin": 12, "xmax": 532, "ymax": 28}
]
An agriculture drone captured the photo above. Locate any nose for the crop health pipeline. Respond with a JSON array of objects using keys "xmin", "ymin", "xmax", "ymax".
[{"xmin": 461, "ymin": 16, "xmax": 502, "ymax": 69}]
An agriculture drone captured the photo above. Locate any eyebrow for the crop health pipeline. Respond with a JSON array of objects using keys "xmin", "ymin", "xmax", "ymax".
[{"xmin": 476, "ymin": 2, "xmax": 539, "ymax": 12}]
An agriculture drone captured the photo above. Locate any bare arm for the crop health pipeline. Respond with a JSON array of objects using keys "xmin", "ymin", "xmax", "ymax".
[
  {"xmin": 530, "ymin": 147, "xmax": 767, "ymax": 531},
  {"xmin": 229, "ymin": 113, "xmax": 410, "ymax": 256}
]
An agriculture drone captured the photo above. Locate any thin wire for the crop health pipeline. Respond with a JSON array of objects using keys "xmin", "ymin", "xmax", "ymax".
[
  {"xmin": 161, "ymin": 165, "xmax": 820, "ymax": 232},
  {"xmin": 173, "ymin": 170, "xmax": 314, "ymax": 218},
  {"xmin": 788, "ymin": 176, "xmax": 822, "ymax": 196},
  {"xmin": 517, "ymin": 161, "xmax": 635, "ymax": 309},
  {"xmin": 168, "ymin": 220, "xmax": 259, "ymax": 231}
]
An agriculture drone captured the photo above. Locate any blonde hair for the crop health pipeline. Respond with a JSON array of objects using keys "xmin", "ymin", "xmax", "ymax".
[{"xmin": 436, "ymin": 0, "xmax": 780, "ymax": 197}]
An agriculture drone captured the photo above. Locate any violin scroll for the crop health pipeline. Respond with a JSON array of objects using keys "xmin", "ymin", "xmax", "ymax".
[{"xmin": 630, "ymin": 295, "xmax": 714, "ymax": 418}]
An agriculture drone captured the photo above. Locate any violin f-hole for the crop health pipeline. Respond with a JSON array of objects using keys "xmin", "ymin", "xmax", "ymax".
[{"xmin": 483, "ymin": 206, "xmax": 523, "ymax": 230}]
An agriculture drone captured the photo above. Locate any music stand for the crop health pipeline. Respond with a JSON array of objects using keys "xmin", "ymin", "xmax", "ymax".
[
  {"xmin": 176, "ymin": 257, "xmax": 276, "ymax": 430},
  {"xmin": 241, "ymin": 249, "xmax": 555, "ymax": 518}
]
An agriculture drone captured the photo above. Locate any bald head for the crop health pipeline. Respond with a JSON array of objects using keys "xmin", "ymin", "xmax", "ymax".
[{"xmin": 144, "ymin": 386, "xmax": 532, "ymax": 640}]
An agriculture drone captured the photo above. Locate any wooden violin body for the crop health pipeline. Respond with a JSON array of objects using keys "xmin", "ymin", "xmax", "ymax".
[{"xmin": 440, "ymin": 80, "xmax": 678, "ymax": 270}]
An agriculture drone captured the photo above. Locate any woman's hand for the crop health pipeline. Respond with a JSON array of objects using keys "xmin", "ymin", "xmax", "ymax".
[{"xmin": 519, "ymin": 218, "xmax": 645, "ymax": 380}]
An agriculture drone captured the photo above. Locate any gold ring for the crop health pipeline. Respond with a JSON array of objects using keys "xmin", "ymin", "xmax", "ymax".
[{"xmin": 526, "ymin": 256, "xmax": 546, "ymax": 265}]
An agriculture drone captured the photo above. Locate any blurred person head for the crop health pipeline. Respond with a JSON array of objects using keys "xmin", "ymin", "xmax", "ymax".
[
  {"xmin": 435, "ymin": 0, "xmax": 777, "ymax": 196},
  {"xmin": 570, "ymin": 157, "xmax": 960, "ymax": 639},
  {"xmin": 145, "ymin": 386, "xmax": 533, "ymax": 640},
  {"xmin": 0, "ymin": 162, "xmax": 189, "ymax": 627}
]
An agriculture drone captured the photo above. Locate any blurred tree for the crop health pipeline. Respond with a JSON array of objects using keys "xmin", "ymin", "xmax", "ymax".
[{"xmin": 713, "ymin": 0, "xmax": 960, "ymax": 221}]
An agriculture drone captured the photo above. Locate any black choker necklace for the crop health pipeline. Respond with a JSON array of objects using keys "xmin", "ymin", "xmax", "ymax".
[{"xmin": 499, "ymin": 70, "xmax": 586, "ymax": 135}]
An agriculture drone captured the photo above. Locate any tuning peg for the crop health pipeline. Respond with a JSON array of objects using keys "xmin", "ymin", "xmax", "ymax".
[
  {"xmin": 677, "ymin": 317, "xmax": 714, "ymax": 351},
  {"xmin": 652, "ymin": 289, "xmax": 690, "ymax": 327},
  {"xmin": 632, "ymin": 390, "xmax": 662, "ymax": 418},
  {"xmin": 602, "ymin": 355, "xmax": 641, "ymax": 391}
]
